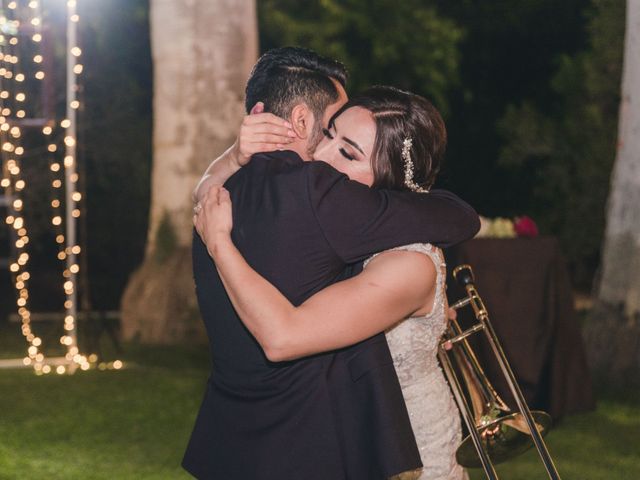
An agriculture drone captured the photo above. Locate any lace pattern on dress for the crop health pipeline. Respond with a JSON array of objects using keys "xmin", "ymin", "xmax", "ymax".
[{"xmin": 365, "ymin": 243, "xmax": 467, "ymax": 480}]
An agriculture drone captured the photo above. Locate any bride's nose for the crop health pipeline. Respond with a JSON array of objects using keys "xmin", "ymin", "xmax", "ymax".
[{"xmin": 312, "ymin": 137, "xmax": 332, "ymax": 161}]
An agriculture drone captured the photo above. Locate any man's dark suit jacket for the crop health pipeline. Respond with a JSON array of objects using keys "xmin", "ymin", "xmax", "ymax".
[{"xmin": 182, "ymin": 151, "xmax": 479, "ymax": 480}]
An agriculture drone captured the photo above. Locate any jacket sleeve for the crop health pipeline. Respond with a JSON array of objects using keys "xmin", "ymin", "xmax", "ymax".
[{"xmin": 306, "ymin": 161, "xmax": 480, "ymax": 263}]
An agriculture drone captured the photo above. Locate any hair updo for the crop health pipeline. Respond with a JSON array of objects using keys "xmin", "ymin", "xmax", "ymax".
[{"xmin": 330, "ymin": 86, "xmax": 446, "ymax": 191}]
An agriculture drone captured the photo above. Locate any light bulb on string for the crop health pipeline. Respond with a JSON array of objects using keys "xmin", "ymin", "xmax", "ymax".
[
  {"xmin": 1, "ymin": 4, "xmax": 44, "ymax": 371},
  {"xmin": 0, "ymin": 0, "xmax": 102, "ymax": 374}
]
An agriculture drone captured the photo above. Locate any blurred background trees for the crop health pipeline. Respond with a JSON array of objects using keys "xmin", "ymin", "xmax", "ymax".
[
  {"xmin": 497, "ymin": 0, "xmax": 624, "ymax": 286},
  {"xmin": 0, "ymin": 0, "xmax": 626, "ymax": 334},
  {"xmin": 258, "ymin": 0, "xmax": 464, "ymax": 114}
]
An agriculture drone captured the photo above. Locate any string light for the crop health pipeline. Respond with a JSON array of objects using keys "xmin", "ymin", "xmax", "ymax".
[
  {"xmin": 25, "ymin": 0, "xmax": 61, "ymax": 373},
  {"xmin": 62, "ymin": 0, "xmax": 81, "ymax": 371},
  {"xmin": 0, "ymin": 0, "xmax": 121, "ymax": 375},
  {"xmin": 1, "ymin": 0, "xmax": 39, "ymax": 373}
]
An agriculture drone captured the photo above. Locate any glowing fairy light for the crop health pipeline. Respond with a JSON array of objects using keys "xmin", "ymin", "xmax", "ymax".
[
  {"xmin": 0, "ymin": 0, "xmax": 120, "ymax": 375},
  {"xmin": 0, "ymin": 1, "xmax": 40, "ymax": 372},
  {"xmin": 62, "ymin": 0, "xmax": 80, "ymax": 367}
]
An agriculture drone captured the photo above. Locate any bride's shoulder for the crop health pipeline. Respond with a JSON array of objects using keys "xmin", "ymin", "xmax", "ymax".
[
  {"xmin": 365, "ymin": 243, "xmax": 443, "ymax": 268},
  {"xmin": 364, "ymin": 246, "xmax": 438, "ymax": 283}
]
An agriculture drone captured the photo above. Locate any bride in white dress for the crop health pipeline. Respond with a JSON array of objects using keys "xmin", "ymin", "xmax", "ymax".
[
  {"xmin": 194, "ymin": 86, "xmax": 472, "ymax": 479},
  {"xmin": 375, "ymin": 244, "xmax": 467, "ymax": 480}
]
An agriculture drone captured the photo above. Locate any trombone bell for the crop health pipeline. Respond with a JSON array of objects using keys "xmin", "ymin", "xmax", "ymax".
[
  {"xmin": 439, "ymin": 264, "xmax": 561, "ymax": 479},
  {"xmin": 455, "ymin": 410, "xmax": 552, "ymax": 468}
]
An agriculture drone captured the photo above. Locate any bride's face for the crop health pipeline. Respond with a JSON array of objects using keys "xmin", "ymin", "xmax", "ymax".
[{"xmin": 312, "ymin": 106, "xmax": 376, "ymax": 186}]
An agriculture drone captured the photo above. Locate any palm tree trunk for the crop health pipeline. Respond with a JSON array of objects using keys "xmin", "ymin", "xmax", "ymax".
[
  {"xmin": 586, "ymin": 0, "xmax": 640, "ymax": 383},
  {"xmin": 121, "ymin": 0, "xmax": 257, "ymax": 343}
]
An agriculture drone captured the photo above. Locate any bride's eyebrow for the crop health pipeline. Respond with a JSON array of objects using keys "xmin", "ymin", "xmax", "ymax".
[{"xmin": 342, "ymin": 136, "xmax": 365, "ymax": 155}]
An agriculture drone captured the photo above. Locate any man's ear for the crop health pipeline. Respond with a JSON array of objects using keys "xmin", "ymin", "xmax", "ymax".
[{"xmin": 290, "ymin": 103, "xmax": 313, "ymax": 139}]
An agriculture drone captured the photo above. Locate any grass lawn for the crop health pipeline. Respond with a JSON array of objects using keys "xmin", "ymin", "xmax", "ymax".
[
  {"xmin": 0, "ymin": 326, "xmax": 210, "ymax": 480},
  {"xmin": 1, "ymin": 324, "xmax": 639, "ymax": 479},
  {"xmin": 468, "ymin": 391, "xmax": 640, "ymax": 480}
]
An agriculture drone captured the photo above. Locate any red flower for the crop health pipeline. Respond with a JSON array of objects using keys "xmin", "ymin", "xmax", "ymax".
[{"xmin": 514, "ymin": 216, "xmax": 539, "ymax": 237}]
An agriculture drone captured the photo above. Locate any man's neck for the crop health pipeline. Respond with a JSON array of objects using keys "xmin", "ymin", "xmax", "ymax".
[{"xmin": 286, "ymin": 141, "xmax": 311, "ymax": 161}]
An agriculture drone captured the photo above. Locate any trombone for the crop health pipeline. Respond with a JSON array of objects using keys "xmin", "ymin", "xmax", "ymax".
[{"xmin": 438, "ymin": 264, "xmax": 561, "ymax": 479}]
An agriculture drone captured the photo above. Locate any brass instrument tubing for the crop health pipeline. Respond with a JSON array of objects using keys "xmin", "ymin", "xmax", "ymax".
[
  {"xmin": 468, "ymin": 284, "xmax": 562, "ymax": 480},
  {"xmin": 438, "ymin": 347, "xmax": 499, "ymax": 480},
  {"xmin": 442, "ymin": 323, "xmax": 485, "ymax": 345},
  {"xmin": 451, "ymin": 297, "xmax": 472, "ymax": 310}
]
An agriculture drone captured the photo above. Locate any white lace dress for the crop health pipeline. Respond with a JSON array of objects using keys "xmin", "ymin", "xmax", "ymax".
[{"xmin": 365, "ymin": 243, "xmax": 467, "ymax": 480}]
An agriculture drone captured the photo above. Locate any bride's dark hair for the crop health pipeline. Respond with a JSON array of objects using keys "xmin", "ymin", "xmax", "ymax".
[{"xmin": 329, "ymin": 86, "xmax": 446, "ymax": 191}]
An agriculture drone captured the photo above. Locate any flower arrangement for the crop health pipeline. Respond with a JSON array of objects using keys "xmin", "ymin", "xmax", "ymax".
[{"xmin": 476, "ymin": 215, "xmax": 539, "ymax": 239}]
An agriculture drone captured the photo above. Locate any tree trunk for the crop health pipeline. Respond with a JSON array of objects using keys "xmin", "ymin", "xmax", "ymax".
[
  {"xmin": 585, "ymin": 0, "xmax": 640, "ymax": 383},
  {"xmin": 121, "ymin": 0, "xmax": 258, "ymax": 343}
]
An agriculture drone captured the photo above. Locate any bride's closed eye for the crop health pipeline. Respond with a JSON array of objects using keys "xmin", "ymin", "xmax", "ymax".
[
  {"xmin": 339, "ymin": 147, "xmax": 355, "ymax": 161},
  {"xmin": 323, "ymin": 126, "xmax": 356, "ymax": 160}
]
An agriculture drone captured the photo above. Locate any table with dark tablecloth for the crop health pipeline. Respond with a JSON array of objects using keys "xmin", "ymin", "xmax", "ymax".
[{"xmin": 444, "ymin": 237, "xmax": 595, "ymax": 420}]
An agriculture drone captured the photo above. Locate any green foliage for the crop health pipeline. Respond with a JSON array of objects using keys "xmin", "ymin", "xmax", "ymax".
[
  {"xmin": 497, "ymin": 0, "xmax": 625, "ymax": 285},
  {"xmin": 258, "ymin": 0, "xmax": 464, "ymax": 114},
  {"xmin": 154, "ymin": 212, "xmax": 177, "ymax": 264},
  {"xmin": 429, "ymin": 0, "xmax": 590, "ymax": 221}
]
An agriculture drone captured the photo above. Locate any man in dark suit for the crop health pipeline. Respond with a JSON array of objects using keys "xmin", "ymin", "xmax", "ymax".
[{"xmin": 183, "ymin": 47, "xmax": 479, "ymax": 479}]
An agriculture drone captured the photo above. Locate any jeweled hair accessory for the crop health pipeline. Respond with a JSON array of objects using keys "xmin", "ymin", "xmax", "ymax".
[{"xmin": 402, "ymin": 137, "xmax": 429, "ymax": 193}]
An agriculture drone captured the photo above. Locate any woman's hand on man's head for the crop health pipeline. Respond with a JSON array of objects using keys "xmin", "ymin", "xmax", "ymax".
[{"xmin": 232, "ymin": 102, "xmax": 297, "ymax": 167}]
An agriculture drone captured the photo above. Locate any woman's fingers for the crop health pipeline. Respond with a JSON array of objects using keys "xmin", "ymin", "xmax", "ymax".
[
  {"xmin": 243, "ymin": 143, "xmax": 287, "ymax": 154},
  {"xmin": 218, "ymin": 187, "xmax": 231, "ymax": 204},
  {"xmin": 246, "ymin": 133, "xmax": 296, "ymax": 144},
  {"xmin": 242, "ymin": 112, "xmax": 291, "ymax": 129},
  {"xmin": 194, "ymin": 186, "xmax": 233, "ymax": 245},
  {"xmin": 242, "ymin": 123, "xmax": 296, "ymax": 140},
  {"xmin": 239, "ymin": 118, "xmax": 296, "ymax": 158},
  {"xmin": 214, "ymin": 187, "xmax": 231, "ymax": 208},
  {"xmin": 249, "ymin": 102, "xmax": 265, "ymax": 115},
  {"xmin": 202, "ymin": 184, "xmax": 230, "ymax": 209},
  {"xmin": 202, "ymin": 185, "xmax": 222, "ymax": 206},
  {"xmin": 237, "ymin": 112, "xmax": 296, "ymax": 161}
]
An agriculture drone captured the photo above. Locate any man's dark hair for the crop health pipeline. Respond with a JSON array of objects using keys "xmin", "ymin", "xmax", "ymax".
[{"xmin": 244, "ymin": 47, "xmax": 348, "ymax": 121}]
